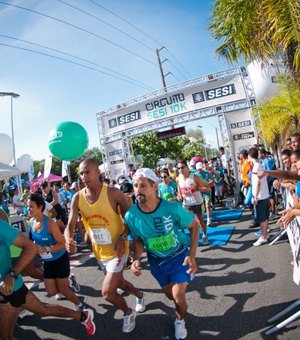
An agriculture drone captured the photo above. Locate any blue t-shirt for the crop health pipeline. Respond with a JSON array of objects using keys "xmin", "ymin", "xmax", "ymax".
[
  {"xmin": 195, "ymin": 170, "xmax": 212, "ymax": 183},
  {"xmin": 30, "ymin": 216, "xmax": 66, "ymax": 261},
  {"xmin": 125, "ymin": 199, "xmax": 194, "ymax": 258},
  {"xmin": 158, "ymin": 181, "xmax": 178, "ymax": 200},
  {"xmin": 0, "ymin": 220, "xmax": 23, "ymax": 291}
]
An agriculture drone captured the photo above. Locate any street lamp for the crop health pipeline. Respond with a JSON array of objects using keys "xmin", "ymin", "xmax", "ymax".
[{"xmin": 0, "ymin": 92, "xmax": 21, "ymax": 192}]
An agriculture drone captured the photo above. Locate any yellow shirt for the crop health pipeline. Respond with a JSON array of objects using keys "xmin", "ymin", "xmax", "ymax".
[{"xmin": 78, "ymin": 185, "xmax": 128, "ymax": 261}]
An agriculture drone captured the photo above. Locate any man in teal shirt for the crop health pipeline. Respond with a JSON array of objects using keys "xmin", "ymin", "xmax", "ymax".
[{"xmin": 124, "ymin": 168, "xmax": 199, "ymax": 340}]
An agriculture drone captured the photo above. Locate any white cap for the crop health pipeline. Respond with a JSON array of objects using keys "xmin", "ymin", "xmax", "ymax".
[
  {"xmin": 190, "ymin": 160, "xmax": 196, "ymax": 166},
  {"xmin": 196, "ymin": 162, "xmax": 203, "ymax": 170},
  {"xmin": 133, "ymin": 168, "xmax": 158, "ymax": 183}
]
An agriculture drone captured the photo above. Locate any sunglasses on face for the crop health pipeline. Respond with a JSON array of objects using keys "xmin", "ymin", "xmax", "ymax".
[
  {"xmin": 161, "ymin": 175, "xmax": 168, "ymax": 179},
  {"xmin": 177, "ymin": 166, "xmax": 185, "ymax": 170}
]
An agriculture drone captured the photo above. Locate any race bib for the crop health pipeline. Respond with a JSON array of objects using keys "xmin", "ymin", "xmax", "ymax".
[
  {"xmin": 40, "ymin": 252, "xmax": 53, "ymax": 260},
  {"xmin": 148, "ymin": 233, "xmax": 175, "ymax": 252},
  {"xmin": 90, "ymin": 227, "xmax": 112, "ymax": 245}
]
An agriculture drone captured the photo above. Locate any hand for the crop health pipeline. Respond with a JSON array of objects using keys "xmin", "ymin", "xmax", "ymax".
[
  {"xmin": 114, "ymin": 237, "xmax": 126, "ymax": 258},
  {"xmin": 257, "ymin": 171, "xmax": 265, "ymax": 179},
  {"xmin": 0, "ymin": 275, "xmax": 14, "ymax": 296},
  {"xmin": 131, "ymin": 259, "xmax": 142, "ymax": 276},
  {"xmin": 183, "ymin": 255, "xmax": 197, "ymax": 274},
  {"xmin": 278, "ymin": 209, "xmax": 295, "ymax": 228},
  {"xmin": 65, "ymin": 238, "xmax": 77, "ymax": 254}
]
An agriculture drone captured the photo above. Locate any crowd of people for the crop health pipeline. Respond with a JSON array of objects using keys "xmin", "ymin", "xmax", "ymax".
[{"xmin": 1, "ymin": 136, "xmax": 300, "ymax": 339}]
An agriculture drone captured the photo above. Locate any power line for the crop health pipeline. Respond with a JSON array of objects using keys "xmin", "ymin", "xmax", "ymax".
[
  {"xmin": 0, "ymin": 1, "xmax": 158, "ymax": 67},
  {"xmin": 0, "ymin": 34, "xmax": 154, "ymax": 91},
  {"xmin": 0, "ymin": 43, "xmax": 154, "ymax": 91},
  {"xmin": 56, "ymin": 0, "xmax": 154, "ymax": 53},
  {"xmin": 88, "ymin": 0, "xmax": 192, "ymax": 80},
  {"xmin": 88, "ymin": 0, "xmax": 163, "ymax": 48}
]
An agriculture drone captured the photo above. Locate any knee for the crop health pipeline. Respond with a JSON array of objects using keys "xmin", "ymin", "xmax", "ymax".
[{"xmin": 102, "ymin": 288, "xmax": 116, "ymax": 302}]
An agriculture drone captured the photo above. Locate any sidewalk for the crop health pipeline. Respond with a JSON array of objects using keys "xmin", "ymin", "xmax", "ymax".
[{"xmin": 15, "ymin": 209, "xmax": 300, "ymax": 339}]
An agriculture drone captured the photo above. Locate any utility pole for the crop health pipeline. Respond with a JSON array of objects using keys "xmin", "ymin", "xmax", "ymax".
[{"xmin": 156, "ymin": 47, "xmax": 167, "ymax": 92}]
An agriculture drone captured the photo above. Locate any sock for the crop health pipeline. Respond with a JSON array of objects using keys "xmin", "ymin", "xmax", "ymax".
[{"xmin": 81, "ymin": 311, "xmax": 86, "ymax": 322}]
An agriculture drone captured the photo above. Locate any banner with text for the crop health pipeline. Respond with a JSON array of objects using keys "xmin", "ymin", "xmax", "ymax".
[{"xmin": 101, "ymin": 75, "xmax": 247, "ymax": 138}]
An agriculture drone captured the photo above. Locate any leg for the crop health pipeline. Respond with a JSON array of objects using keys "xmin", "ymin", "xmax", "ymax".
[
  {"xmin": 260, "ymin": 220, "xmax": 269, "ymax": 239},
  {"xmin": 0, "ymin": 302, "xmax": 19, "ymax": 340},
  {"xmin": 162, "ymin": 282, "xmax": 188, "ymax": 319},
  {"xmin": 44, "ymin": 278, "xmax": 59, "ymax": 297},
  {"xmin": 23, "ymin": 261, "xmax": 43, "ymax": 280},
  {"xmin": 56, "ymin": 278, "xmax": 80, "ymax": 305},
  {"xmin": 101, "ymin": 271, "xmax": 131, "ymax": 314},
  {"xmin": 22, "ymin": 290, "xmax": 80, "ymax": 320}
]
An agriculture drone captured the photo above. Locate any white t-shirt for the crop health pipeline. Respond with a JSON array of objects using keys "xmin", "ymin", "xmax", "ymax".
[
  {"xmin": 13, "ymin": 194, "xmax": 23, "ymax": 213},
  {"xmin": 251, "ymin": 161, "xmax": 269, "ymax": 200}
]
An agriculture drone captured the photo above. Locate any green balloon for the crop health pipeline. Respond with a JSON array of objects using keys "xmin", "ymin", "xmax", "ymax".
[{"xmin": 48, "ymin": 121, "xmax": 89, "ymax": 161}]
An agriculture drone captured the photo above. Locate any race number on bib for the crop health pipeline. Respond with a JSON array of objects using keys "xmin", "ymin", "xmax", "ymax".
[
  {"xmin": 40, "ymin": 252, "xmax": 53, "ymax": 260},
  {"xmin": 90, "ymin": 227, "xmax": 112, "ymax": 245},
  {"xmin": 148, "ymin": 233, "xmax": 175, "ymax": 252}
]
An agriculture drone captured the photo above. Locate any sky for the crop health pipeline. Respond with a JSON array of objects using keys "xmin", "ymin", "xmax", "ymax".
[{"xmin": 0, "ymin": 0, "xmax": 238, "ymax": 162}]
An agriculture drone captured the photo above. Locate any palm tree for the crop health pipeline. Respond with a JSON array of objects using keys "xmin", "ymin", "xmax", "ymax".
[
  {"xmin": 255, "ymin": 77, "xmax": 300, "ymax": 151},
  {"xmin": 209, "ymin": 0, "xmax": 300, "ymax": 78}
]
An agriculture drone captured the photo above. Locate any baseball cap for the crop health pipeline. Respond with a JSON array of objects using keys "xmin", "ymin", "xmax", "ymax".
[
  {"xmin": 196, "ymin": 162, "xmax": 203, "ymax": 170},
  {"xmin": 118, "ymin": 176, "xmax": 127, "ymax": 184},
  {"xmin": 133, "ymin": 168, "xmax": 158, "ymax": 183},
  {"xmin": 190, "ymin": 160, "xmax": 196, "ymax": 166},
  {"xmin": 71, "ymin": 181, "xmax": 78, "ymax": 189},
  {"xmin": 240, "ymin": 149, "xmax": 248, "ymax": 156}
]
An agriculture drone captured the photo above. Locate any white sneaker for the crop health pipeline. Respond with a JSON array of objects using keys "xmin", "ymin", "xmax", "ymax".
[
  {"xmin": 117, "ymin": 288, "xmax": 124, "ymax": 295},
  {"xmin": 253, "ymin": 236, "xmax": 268, "ymax": 246},
  {"xmin": 122, "ymin": 310, "xmax": 136, "ymax": 333},
  {"xmin": 55, "ymin": 293, "xmax": 64, "ymax": 300},
  {"xmin": 174, "ymin": 318, "xmax": 187, "ymax": 339},
  {"xmin": 135, "ymin": 293, "xmax": 146, "ymax": 313},
  {"xmin": 73, "ymin": 303, "xmax": 84, "ymax": 312},
  {"xmin": 202, "ymin": 235, "xmax": 209, "ymax": 245}
]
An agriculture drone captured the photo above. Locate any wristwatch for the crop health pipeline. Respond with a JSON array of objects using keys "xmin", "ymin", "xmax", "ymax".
[
  {"xmin": 45, "ymin": 246, "xmax": 51, "ymax": 253},
  {"xmin": 8, "ymin": 270, "xmax": 19, "ymax": 279},
  {"xmin": 120, "ymin": 233, "xmax": 128, "ymax": 240}
]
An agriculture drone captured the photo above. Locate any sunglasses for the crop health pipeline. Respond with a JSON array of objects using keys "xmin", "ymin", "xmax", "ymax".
[
  {"xmin": 161, "ymin": 175, "xmax": 168, "ymax": 179},
  {"xmin": 177, "ymin": 166, "xmax": 185, "ymax": 170}
]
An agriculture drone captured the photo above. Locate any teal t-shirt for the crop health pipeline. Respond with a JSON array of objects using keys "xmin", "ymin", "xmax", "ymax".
[
  {"xmin": 0, "ymin": 220, "xmax": 23, "ymax": 291},
  {"xmin": 158, "ymin": 181, "xmax": 178, "ymax": 200},
  {"xmin": 125, "ymin": 199, "xmax": 194, "ymax": 258},
  {"xmin": 195, "ymin": 170, "xmax": 212, "ymax": 183}
]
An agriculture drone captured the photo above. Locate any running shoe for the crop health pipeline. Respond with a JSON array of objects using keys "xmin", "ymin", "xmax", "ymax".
[
  {"xmin": 135, "ymin": 293, "xmax": 146, "ymax": 313},
  {"xmin": 253, "ymin": 236, "xmax": 268, "ymax": 246},
  {"xmin": 202, "ymin": 235, "xmax": 209, "ymax": 245},
  {"xmin": 117, "ymin": 288, "xmax": 125, "ymax": 295},
  {"xmin": 174, "ymin": 318, "xmax": 187, "ymax": 339},
  {"xmin": 122, "ymin": 310, "xmax": 136, "ymax": 333},
  {"xmin": 55, "ymin": 293, "xmax": 64, "ymax": 300},
  {"xmin": 69, "ymin": 273, "xmax": 80, "ymax": 293},
  {"xmin": 81, "ymin": 309, "xmax": 96, "ymax": 336}
]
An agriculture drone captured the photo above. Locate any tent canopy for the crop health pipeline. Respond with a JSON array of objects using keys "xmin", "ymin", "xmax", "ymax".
[
  {"xmin": 30, "ymin": 173, "xmax": 63, "ymax": 192},
  {"xmin": 0, "ymin": 162, "xmax": 20, "ymax": 181}
]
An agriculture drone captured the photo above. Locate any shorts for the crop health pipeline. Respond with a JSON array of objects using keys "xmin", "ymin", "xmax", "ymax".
[
  {"xmin": 148, "ymin": 248, "xmax": 193, "ymax": 287},
  {"xmin": 254, "ymin": 198, "xmax": 270, "ymax": 223},
  {"xmin": 43, "ymin": 251, "xmax": 70, "ymax": 279},
  {"xmin": 97, "ymin": 255, "xmax": 127, "ymax": 274},
  {"xmin": 202, "ymin": 193, "xmax": 211, "ymax": 202},
  {"xmin": 0, "ymin": 283, "xmax": 28, "ymax": 307},
  {"xmin": 184, "ymin": 204, "xmax": 203, "ymax": 216}
]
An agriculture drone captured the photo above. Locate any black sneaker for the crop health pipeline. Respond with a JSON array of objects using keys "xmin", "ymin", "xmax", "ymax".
[
  {"xmin": 249, "ymin": 221, "xmax": 260, "ymax": 228},
  {"xmin": 69, "ymin": 273, "xmax": 80, "ymax": 293}
]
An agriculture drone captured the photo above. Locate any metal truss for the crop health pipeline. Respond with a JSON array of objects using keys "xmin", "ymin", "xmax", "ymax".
[{"xmin": 96, "ymin": 67, "xmax": 241, "ymax": 119}]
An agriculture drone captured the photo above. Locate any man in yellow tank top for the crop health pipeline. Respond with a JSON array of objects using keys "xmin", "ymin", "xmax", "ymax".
[{"xmin": 65, "ymin": 158, "xmax": 145, "ymax": 334}]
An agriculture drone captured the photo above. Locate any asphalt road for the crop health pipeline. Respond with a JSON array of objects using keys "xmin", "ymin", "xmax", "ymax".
[{"xmin": 15, "ymin": 209, "xmax": 300, "ymax": 339}]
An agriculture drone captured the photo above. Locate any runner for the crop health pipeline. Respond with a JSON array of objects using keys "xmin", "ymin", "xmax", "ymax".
[
  {"xmin": 64, "ymin": 157, "xmax": 145, "ymax": 334},
  {"xmin": 124, "ymin": 168, "xmax": 199, "ymax": 340},
  {"xmin": 0, "ymin": 220, "xmax": 95, "ymax": 339},
  {"xmin": 176, "ymin": 159, "xmax": 211, "ymax": 244},
  {"xmin": 27, "ymin": 193, "xmax": 82, "ymax": 309}
]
